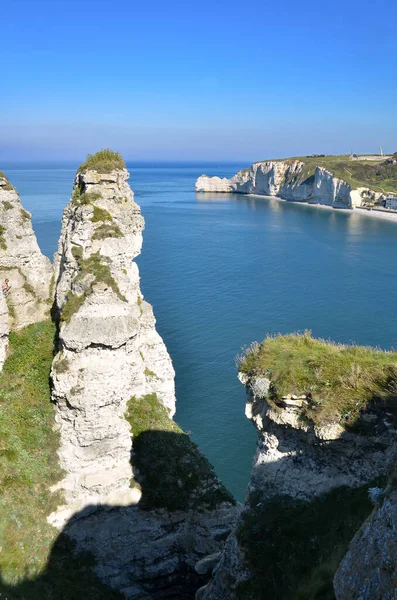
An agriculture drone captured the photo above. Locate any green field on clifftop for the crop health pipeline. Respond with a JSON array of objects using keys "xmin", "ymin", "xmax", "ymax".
[{"xmin": 239, "ymin": 331, "xmax": 397, "ymax": 430}]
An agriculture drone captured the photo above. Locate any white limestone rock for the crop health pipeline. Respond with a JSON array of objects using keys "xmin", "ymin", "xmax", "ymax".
[
  {"xmin": 334, "ymin": 489, "xmax": 397, "ymax": 599},
  {"xmin": 0, "ymin": 173, "xmax": 52, "ymax": 329},
  {"xmin": 50, "ymin": 167, "xmax": 176, "ymax": 525},
  {"xmin": 196, "ymin": 160, "xmax": 383, "ymax": 209}
]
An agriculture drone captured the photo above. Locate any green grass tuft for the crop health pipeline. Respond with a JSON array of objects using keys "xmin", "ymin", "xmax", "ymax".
[
  {"xmin": 0, "ymin": 171, "xmax": 14, "ymax": 191},
  {"xmin": 144, "ymin": 366, "xmax": 157, "ymax": 378},
  {"xmin": 61, "ymin": 252, "xmax": 126, "ymax": 323},
  {"xmin": 2, "ymin": 201, "xmax": 13, "ymax": 210},
  {"xmin": 92, "ymin": 223, "xmax": 123, "ymax": 240},
  {"xmin": 238, "ymin": 333, "xmax": 397, "ymax": 429},
  {"xmin": 20, "ymin": 208, "xmax": 30, "ymax": 221},
  {"xmin": 126, "ymin": 394, "xmax": 235, "ymax": 511},
  {"xmin": 78, "ymin": 149, "xmax": 126, "ymax": 174},
  {"xmin": 0, "ymin": 224, "xmax": 7, "ymax": 250},
  {"xmin": 91, "ymin": 205, "xmax": 112, "ymax": 223}
]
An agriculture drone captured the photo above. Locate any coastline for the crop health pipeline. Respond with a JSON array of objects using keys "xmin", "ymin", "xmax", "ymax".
[{"xmin": 246, "ymin": 193, "xmax": 397, "ymax": 224}]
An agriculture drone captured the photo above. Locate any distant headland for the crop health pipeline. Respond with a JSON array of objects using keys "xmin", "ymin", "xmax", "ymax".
[{"xmin": 196, "ymin": 153, "xmax": 397, "ymax": 221}]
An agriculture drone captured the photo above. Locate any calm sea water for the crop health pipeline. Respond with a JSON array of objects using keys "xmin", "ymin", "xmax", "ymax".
[{"xmin": 3, "ymin": 161, "xmax": 397, "ymax": 501}]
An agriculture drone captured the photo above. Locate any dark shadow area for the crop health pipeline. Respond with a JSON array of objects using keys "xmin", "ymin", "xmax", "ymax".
[
  {"xmin": 0, "ymin": 429, "xmax": 234, "ymax": 600},
  {"xmin": 233, "ymin": 403, "xmax": 393, "ymax": 600}
]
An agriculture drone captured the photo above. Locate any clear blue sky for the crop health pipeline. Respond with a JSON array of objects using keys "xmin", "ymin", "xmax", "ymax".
[{"xmin": 1, "ymin": 0, "xmax": 396, "ymax": 161}]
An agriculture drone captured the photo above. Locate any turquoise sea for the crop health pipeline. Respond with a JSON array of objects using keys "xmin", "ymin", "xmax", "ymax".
[{"xmin": 3, "ymin": 161, "xmax": 397, "ymax": 501}]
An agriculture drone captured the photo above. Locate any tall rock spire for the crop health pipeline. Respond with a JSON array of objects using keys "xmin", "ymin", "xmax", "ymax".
[{"xmin": 50, "ymin": 151, "xmax": 176, "ymax": 525}]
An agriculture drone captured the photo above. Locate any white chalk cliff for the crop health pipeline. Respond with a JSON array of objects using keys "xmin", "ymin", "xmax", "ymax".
[
  {"xmin": 0, "ymin": 172, "xmax": 52, "ymax": 330},
  {"xmin": 196, "ymin": 160, "xmax": 382, "ymax": 208},
  {"xmin": 49, "ymin": 161, "xmax": 237, "ymax": 599},
  {"xmin": 50, "ymin": 166, "xmax": 176, "ymax": 524}
]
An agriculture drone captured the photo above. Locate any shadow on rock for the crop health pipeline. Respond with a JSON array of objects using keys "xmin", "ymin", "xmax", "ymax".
[{"xmin": 0, "ymin": 430, "xmax": 236, "ymax": 600}]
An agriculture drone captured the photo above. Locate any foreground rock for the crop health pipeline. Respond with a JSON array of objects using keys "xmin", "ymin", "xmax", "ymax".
[
  {"xmin": 198, "ymin": 335, "xmax": 397, "ymax": 600},
  {"xmin": 0, "ymin": 172, "xmax": 52, "ymax": 329},
  {"xmin": 334, "ymin": 487, "xmax": 397, "ymax": 599},
  {"xmin": 50, "ymin": 152, "xmax": 237, "ymax": 598},
  {"xmin": 196, "ymin": 158, "xmax": 386, "ymax": 208}
]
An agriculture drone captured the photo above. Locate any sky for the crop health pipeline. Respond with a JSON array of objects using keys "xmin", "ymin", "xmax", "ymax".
[{"xmin": 1, "ymin": 0, "xmax": 396, "ymax": 161}]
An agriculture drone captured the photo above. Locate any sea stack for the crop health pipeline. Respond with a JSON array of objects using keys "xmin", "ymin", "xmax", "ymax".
[{"xmin": 50, "ymin": 151, "xmax": 176, "ymax": 524}]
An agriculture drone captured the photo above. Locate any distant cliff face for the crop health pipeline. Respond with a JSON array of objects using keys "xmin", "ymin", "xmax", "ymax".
[
  {"xmin": 196, "ymin": 159, "xmax": 384, "ymax": 208},
  {"xmin": 49, "ymin": 155, "xmax": 237, "ymax": 599},
  {"xmin": 0, "ymin": 172, "xmax": 52, "ymax": 331},
  {"xmin": 198, "ymin": 336, "xmax": 397, "ymax": 600}
]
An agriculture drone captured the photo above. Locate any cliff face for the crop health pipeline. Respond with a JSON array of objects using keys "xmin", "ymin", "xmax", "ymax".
[
  {"xmin": 196, "ymin": 160, "xmax": 383, "ymax": 208},
  {"xmin": 334, "ymin": 487, "xmax": 397, "ymax": 599},
  {"xmin": 0, "ymin": 172, "xmax": 52, "ymax": 330},
  {"xmin": 50, "ymin": 166, "xmax": 176, "ymax": 524},
  {"xmin": 198, "ymin": 337, "xmax": 397, "ymax": 600},
  {"xmin": 49, "ymin": 158, "xmax": 237, "ymax": 599}
]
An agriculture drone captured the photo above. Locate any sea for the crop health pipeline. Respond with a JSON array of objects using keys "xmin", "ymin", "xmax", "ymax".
[{"xmin": 3, "ymin": 160, "xmax": 397, "ymax": 501}]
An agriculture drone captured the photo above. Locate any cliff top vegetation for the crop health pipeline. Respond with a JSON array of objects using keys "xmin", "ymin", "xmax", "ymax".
[
  {"xmin": 238, "ymin": 331, "xmax": 397, "ymax": 430},
  {"xmin": 254, "ymin": 155, "xmax": 397, "ymax": 193},
  {"xmin": 0, "ymin": 171, "xmax": 15, "ymax": 191},
  {"xmin": 78, "ymin": 149, "xmax": 126, "ymax": 174}
]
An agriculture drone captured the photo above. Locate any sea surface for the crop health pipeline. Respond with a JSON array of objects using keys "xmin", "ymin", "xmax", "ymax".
[{"xmin": 3, "ymin": 161, "xmax": 397, "ymax": 501}]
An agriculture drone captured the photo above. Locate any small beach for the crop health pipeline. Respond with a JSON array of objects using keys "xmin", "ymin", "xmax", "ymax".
[{"xmin": 248, "ymin": 193, "xmax": 397, "ymax": 225}]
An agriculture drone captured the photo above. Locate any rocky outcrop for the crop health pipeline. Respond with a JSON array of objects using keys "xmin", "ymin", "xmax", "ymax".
[
  {"xmin": 49, "ymin": 158, "xmax": 237, "ymax": 599},
  {"xmin": 0, "ymin": 291, "xmax": 9, "ymax": 370},
  {"xmin": 0, "ymin": 172, "xmax": 52, "ymax": 329},
  {"xmin": 334, "ymin": 488, "xmax": 397, "ymax": 599},
  {"xmin": 197, "ymin": 372, "xmax": 397, "ymax": 600},
  {"xmin": 196, "ymin": 160, "xmax": 384, "ymax": 208},
  {"xmin": 50, "ymin": 166, "xmax": 176, "ymax": 524}
]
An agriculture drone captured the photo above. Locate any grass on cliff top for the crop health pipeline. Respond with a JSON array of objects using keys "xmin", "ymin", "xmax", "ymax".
[
  {"xmin": 0, "ymin": 171, "xmax": 14, "ymax": 191},
  {"xmin": 236, "ymin": 480, "xmax": 384, "ymax": 600},
  {"xmin": 256, "ymin": 154, "xmax": 397, "ymax": 193},
  {"xmin": 0, "ymin": 321, "xmax": 125, "ymax": 599},
  {"xmin": 238, "ymin": 331, "xmax": 397, "ymax": 429},
  {"xmin": 78, "ymin": 149, "xmax": 126, "ymax": 174},
  {"xmin": 126, "ymin": 393, "xmax": 235, "ymax": 511}
]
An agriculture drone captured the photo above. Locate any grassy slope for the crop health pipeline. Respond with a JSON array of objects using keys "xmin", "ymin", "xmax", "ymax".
[
  {"xmin": 0, "ymin": 322, "xmax": 123, "ymax": 599},
  {"xmin": 239, "ymin": 332, "xmax": 397, "ymax": 429},
  {"xmin": 255, "ymin": 155, "xmax": 397, "ymax": 193},
  {"xmin": 236, "ymin": 481, "xmax": 383, "ymax": 600},
  {"xmin": 127, "ymin": 393, "xmax": 235, "ymax": 511}
]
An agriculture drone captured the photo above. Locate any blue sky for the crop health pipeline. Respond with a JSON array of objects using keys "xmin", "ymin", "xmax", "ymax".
[{"xmin": 1, "ymin": 0, "xmax": 396, "ymax": 161}]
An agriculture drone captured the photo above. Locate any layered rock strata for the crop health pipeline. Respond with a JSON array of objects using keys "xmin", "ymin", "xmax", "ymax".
[
  {"xmin": 0, "ymin": 172, "xmax": 52, "ymax": 328},
  {"xmin": 197, "ymin": 373, "xmax": 397, "ymax": 599},
  {"xmin": 196, "ymin": 160, "xmax": 383, "ymax": 208},
  {"xmin": 50, "ymin": 162, "xmax": 237, "ymax": 599},
  {"xmin": 50, "ymin": 166, "xmax": 176, "ymax": 524}
]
